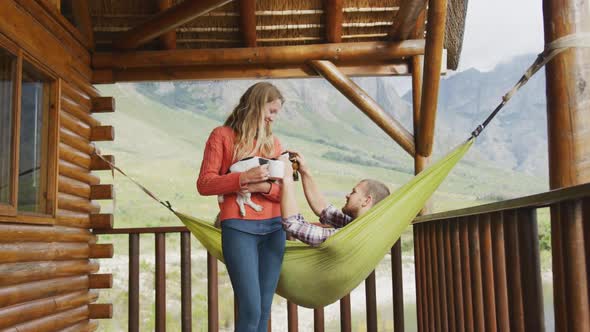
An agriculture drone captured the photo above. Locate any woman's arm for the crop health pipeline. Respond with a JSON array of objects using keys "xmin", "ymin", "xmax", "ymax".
[{"xmin": 197, "ymin": 128, "xmax": 271, "ymax": 196}]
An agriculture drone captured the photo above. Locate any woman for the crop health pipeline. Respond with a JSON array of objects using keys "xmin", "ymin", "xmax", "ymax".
[{"xmin": 197, "ymin": 82, "xmax": 285, "ymax": 332}]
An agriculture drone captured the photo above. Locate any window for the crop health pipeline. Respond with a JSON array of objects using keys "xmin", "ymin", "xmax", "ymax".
[
  {"xmin": 0, "ymin": 38, "xmax": 57, "ymax": 222},
  {"xmin": 0, "ymin": 48, "xmax": 16, "ymax": 211},
  {"xmin": 18, "ymin": 61, "xmax": 53, "ymax": 214}
]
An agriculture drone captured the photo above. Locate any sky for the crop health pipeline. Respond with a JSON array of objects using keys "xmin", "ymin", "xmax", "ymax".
[{"xmin": 457, "ymin": 0, "xmax": 544, "ymax": 71}]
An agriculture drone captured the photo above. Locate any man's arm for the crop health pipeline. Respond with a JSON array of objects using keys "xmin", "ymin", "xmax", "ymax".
[
  {"xmin": 282, "ymin": 214, "xmax": 338, "ymax": 247},
  {"xmin": 290, "ymin": 152, "xmax": 328, "ymax": 216}
]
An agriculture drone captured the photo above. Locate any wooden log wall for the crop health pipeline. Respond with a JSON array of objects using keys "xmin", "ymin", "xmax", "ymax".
[
  {"xmin": 413, "ymin": 210, "xmax": 545, "ymax": 332},
  {"xmin": 0, "ymin": 1, "xmax": 115, "ymax": 330}
]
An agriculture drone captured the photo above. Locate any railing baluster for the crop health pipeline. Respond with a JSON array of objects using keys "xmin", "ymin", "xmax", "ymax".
[
  {"xmin": 314, "ymin": 307, "xmax": 324, "ymax": 332},
  {"xmin": 558, "ymin": 201, "xmax": 590, "ymax": 330},
  {"xmin": 425, "ymin": 224, "xmax": 435, "ymax": 331},
  {"xmin": 429, "ymin": 223, "xmax": 441, "ymax": 331},
  {"xmin": 129, "ymin": 233, "xmax": 140, "ymax": 332},
  {"xmin": 459, "ymin": 218, "xmax": 474, "ymax": 332},
  {"xmin": 413, "ymin": 226, "xmax": 424, "ymax": 332},
  {"xmin": 503, "ymin": 210, "xmax": 525, "ymax": 332},
  {"xmin": 468, "ymin": 217, "xmax": 485, "ymax": 331},
  {"xmin": 207, "ymin": 253, "xmax": 218, "ymax": 332},
  {"xmin": 391, "ymin": 240, "xmax": 404, "ymax": 332},
  {"xmin": 287, "ymin": 301, "xmax": 298, "ymax": 332},
  {"xmin": 443, "ymin": 221, "xmax": 456, "ymax": 332},
  {"xmin": 365, "ymin": 270, "xmax": 377, "ymax": 332},
  {"xmin": 491, "ymin": 212, "xmax": 510, "ymax": 332},
  {"xmin": 450, "ymin": 221, "xmax": 465, "ymax": 332},
  {"xmin": 518, "ymin": 208, "xmax": 545, "ymax": 331},
  {"xmin": 180, "ymin": 231, "xmax": 192, "ymax": 332},
  {"xmin": 155, "ymin": 233, "xmax": 166, "ymax": 332},
  {"xmin": 436, "ymin": 223, "xmax": 449, "ymax": 332},
  {"xmin": 480, "ymin": 213, "xmax": 497, "ymax": 331},
  {"xmin": 340, "ymin": 294, "xmax": 351, "ymax": 332}
]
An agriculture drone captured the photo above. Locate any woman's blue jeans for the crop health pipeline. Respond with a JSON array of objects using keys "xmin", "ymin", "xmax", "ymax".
[{"xmin": 221, "ymin": 222, "xmax": 286, "ymax": 332}]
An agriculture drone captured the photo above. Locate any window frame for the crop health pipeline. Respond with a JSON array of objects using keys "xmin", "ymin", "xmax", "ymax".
[
  {"xmin": 0, "ymin": 34, "xmax": 60, "ymax": 225},
  {"xmin": 0, "ymin": 37, "xmax": 20, "ymax": 217}
]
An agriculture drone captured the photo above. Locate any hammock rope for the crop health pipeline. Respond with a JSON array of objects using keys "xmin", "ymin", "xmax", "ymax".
[
  {"xmin": 90, "ymin": 33, "xmax": 590, "ymax": 307},
  {"xmin": 470, "ymin": 33, "xmax": 590, "ymax": 138}
]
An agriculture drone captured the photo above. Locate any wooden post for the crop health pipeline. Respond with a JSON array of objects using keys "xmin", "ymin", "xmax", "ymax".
[
  {"xmin": 208, "ymin": 253, "xmax": 219, "ymax": 332},
  {"xmin": 70, "ymin": 0, "xmax": 94, "ymax": 50},
  {"xmin": 417, "ymin": 0, "xmax": 448, "ymax": 157},
  {"xmin": 158, "ymin": 0, "xmax": 177, "ymax": 49},
  {"xmin": 365, "ymin": 271, "xmax": 377, "ymax": 332},
  {"xmin": 543, "ymin": 0, "xmax": 590, "ymax": 330},
  {"xmin": 238, "ymin": 0, "xmax": 256, "ymax": 47},
  {"xmin": 310, "ymin": 60, "xmax": 415, "ymax": 156},
  {"xmin": 129, "ymin": 234, "xmax": 140, "ymax": 332},
  {"xmin": 324, "ymin": 0, "xmax": 343, "ymax": 43},
  {"xmin": 180, "ymin": 232, "xmax": 192, "ymax": 332},
  {"xmin": 113, "ymin": 0, "xmax": 234, "ymax": 49},
  {"xmin": 155, "ymin": 233, "xmax": 166, "ymax": 332}
]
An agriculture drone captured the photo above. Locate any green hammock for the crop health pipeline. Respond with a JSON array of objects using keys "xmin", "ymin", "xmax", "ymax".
[{"xmin": 177, "ymin": 138, "xmax": 473, "ymax": 308}]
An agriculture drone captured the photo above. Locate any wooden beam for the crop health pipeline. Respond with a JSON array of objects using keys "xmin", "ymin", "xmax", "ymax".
[
  {"xmin": 71, "ymin": 0, "xmax": 95, "ymax": 50},
  {"xmin": 90, "ymin": 125, "xmax": 115, "ymax": 141},
  {"xmin": 93, "ymin": 62, "xmax": 411, "ymax": 83},
  {"xmin": 90, "ymin": 214, "xmax": 114, "ymax": 229},
  {"xmin": 94, "ymin": 40, "xmax": 425, "ymax": 69},
  {"xmin": 91, "ymin": 97, "xmax": 115, "ymax": 113},
  {"xmin": 417, "ymin": 0, "xmax": 448, "ymax": 157},
  {"xmin": 89, "ymin": 244, "xmax": 113, "ymax": 258},
  {"xmin": 90, "ymin": 184, "xmax": 114, "ymax": 200},
  {"xmin": 325, "ymin": 0, "xmax": 343, "ymax": 43},
  {"xmin": 158, "ymin": 0, "xmax": 177, "ymax": 49},
  {"xmin": 90, "ymin": 154, "xmax": 114, "ymax": 171},
  {"xmin": 89, "ymin": 274, "xmax": 113, "ymax": 289},
  {"xmin": 113, "ymin": 0, "xmax": 234, "ymax": 50},
  {"xmin": 89, "ymin": 304, "xmax": 112, "ymax": 319},
  {"xmin": 389, "ymin": 0, "xmax": 427, "ymax": 41},
  {"xmin": 310, "ymin": 60, "xmax": 415, "ymax": 156},
  {"xmin": 238, "ymin": 0, "xmax": 257, "ymax": 47}
]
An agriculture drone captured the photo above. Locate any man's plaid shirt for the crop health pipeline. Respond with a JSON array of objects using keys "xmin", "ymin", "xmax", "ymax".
[{"xmin": 282, "ymin": 204, "xmax": 353, "ymax": 247}]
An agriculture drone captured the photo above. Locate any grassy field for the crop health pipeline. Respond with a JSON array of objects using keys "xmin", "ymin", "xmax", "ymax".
[{"xmin": 92, "ymin": 83, "xmax": 551, "ymax": 331}]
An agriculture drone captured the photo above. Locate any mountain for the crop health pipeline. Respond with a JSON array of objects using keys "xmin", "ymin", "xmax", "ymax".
[{"xmin": 408, "ymin": 54, "xmax": 548, "ymax": 176}]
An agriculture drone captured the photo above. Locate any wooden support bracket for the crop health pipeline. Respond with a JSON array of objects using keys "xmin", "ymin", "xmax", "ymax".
[
  {"xmin": 89, "ymin": 244, "xmax": 113, "ymax": 258},
  {"xmin": 89, "ymin": 303, "xmax": 113, "ymax": 319},
  {"xmin": 89, "ymin": 274, "xmax": 113, "ymax": 289},
  {"xmin": 90, "ymin": 184, "xmax": 114, "ymax": 200}
]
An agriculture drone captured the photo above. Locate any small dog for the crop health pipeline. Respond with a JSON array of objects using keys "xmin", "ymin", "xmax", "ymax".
[{"xmin": 218, "ymin": 154, "xmax": 287, "ymax": 217}]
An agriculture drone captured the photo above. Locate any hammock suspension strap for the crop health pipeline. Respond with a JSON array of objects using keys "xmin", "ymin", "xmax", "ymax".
[{"xmin": 470, "ymin": 33, "xmax": 590, "ymax": 139}]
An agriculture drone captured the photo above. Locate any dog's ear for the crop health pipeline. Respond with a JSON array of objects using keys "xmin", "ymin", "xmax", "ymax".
[{"xmin": 259, "ymin": 158, "xmax": 270, "ymax": 165}]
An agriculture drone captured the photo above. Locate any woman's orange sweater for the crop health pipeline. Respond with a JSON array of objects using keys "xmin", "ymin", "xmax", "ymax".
[{"xmin": 196, "ymin": 126, "xmax": 282, "ymax": 222}]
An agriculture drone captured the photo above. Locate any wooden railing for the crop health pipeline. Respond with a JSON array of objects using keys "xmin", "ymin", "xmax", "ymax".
[
  {"xmin": 93, "ymin": 227, "xmax": 405, "ymax": 332},
  {"xmin": 412, "ymin": 182, "xmax": 590, "ymax": 332}
]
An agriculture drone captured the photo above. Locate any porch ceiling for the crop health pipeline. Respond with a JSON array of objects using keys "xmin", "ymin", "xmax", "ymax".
[{"xmin": 59, "ymin": 0, "xmax": 467, "ymax": 80}]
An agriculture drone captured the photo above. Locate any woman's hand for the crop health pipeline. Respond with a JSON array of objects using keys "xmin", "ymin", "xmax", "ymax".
[
  {"xmin": 239, "ymin": 165, "xmax": 270, "ymax": 185},
  {"xmin": 278, "ymin": 154, "xmax": 294, "ymax": 184},
  {"xmin": 246, "ymin": 181, "xmax": 272, "ymax": 194}
]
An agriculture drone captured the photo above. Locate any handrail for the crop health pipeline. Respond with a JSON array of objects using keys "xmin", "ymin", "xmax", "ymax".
[
  {"xmin": 413, "ymin": 182, "xmax": 590, "ymax": 224},
  {"xmin": 93, "ymin": 226, "xmax": 188, "ymax": 234}
]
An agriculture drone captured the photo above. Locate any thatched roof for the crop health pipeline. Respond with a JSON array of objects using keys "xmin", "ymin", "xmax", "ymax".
[{"xmin": 60, "ymin": 0, "xmax": 468, "ymax": 78}]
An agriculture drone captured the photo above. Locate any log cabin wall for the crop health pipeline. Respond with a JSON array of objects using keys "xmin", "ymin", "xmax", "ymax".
[{"xmin": 0, "ymin": 1, "xmax": 114, "ymax": 330}]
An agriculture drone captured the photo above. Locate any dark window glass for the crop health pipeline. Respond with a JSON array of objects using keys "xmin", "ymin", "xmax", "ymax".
[
  {"xmin": 18, "ymin": 61, "xmax": 52, "ymax": 214},
  {"xmin": 0, "ymin": 49, "xmax": 16, "ymax": 205}
]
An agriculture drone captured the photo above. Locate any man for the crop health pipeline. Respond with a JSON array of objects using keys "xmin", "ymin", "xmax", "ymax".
[{"xmin": 279, "ymin": 152, "xmax": 390, "ymax": 247}]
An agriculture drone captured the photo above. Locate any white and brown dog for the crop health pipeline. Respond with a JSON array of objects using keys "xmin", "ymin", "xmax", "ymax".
[{"xmin": 218, "ymin": 153, "xmax": 287, "ymax": 217}]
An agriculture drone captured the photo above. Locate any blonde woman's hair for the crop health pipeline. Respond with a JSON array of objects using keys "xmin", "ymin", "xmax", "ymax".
[{"xmin": 224, "ymin": 82, "xmax": 284, "ymax": 161}]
